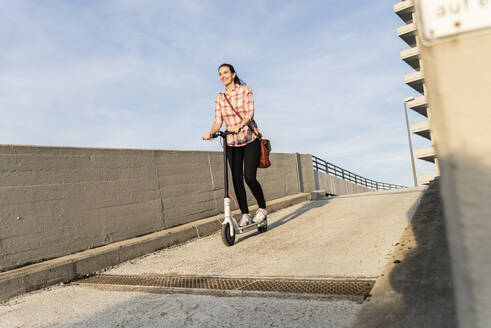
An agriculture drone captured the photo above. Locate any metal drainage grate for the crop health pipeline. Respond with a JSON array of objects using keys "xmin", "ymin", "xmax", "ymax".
[{"xmin": 76, "ymin": 274, "xmax": 374, "ymax": 297}]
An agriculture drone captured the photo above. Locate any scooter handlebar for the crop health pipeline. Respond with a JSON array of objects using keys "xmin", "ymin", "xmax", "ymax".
[
  {"xmin": 210, "ymin": 131, "xmax": 225, "ymax": 138},
  {"xmin": 209, "ymin": 127, "xmax": 242, "ymax": 139}
]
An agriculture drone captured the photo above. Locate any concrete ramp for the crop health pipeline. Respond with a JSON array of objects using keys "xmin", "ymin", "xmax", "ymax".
[
  {"xmin": 1, "ymin": 187, "xmax": 428, "ymax": 328},
  {"xmin": 106, "ymin": 187, "xmax": 425, "ymax": 279}
]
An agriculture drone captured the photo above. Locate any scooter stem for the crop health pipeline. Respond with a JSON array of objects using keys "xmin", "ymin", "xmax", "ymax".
[
  {"xmin": 224, "ymin": 197, "xmax": 231, "ymax": 220},
  {"xmin": 223, "ymin": 197, "xmax": 235, "ymax": 237},
  {"xmin": 223, "ymin": 137, "xmax": 229, "ymax": 198}
]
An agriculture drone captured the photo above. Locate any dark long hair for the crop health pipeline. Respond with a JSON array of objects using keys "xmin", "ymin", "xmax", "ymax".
[{"xmin": 218, "ymin": 63, "xmax": 245, "ymax": 85}]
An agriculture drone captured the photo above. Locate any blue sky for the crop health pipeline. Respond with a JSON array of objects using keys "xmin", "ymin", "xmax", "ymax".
[{"xmin": 0, "ymin": 0, "xmax": 435, "ymax": 186}]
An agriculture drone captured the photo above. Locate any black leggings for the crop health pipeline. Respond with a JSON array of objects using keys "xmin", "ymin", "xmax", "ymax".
[{"xmin": 227, "ymin": 138, "xmax": 266, "ymax": 214}]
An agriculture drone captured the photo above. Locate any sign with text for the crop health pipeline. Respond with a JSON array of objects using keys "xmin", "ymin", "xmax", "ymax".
[{"xmin": 418, "ymin": 0, "xmax": 491, "ymax": 42}]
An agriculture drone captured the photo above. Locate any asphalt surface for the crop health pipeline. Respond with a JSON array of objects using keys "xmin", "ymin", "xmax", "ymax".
[
  {"xmin": 107, "ymin": 188, "xmax": 424, "ymax": 279},
  {"xmin": 0, "ymin": 284, "xmax": 360, "ymax": 328},
  {"xmin": 1, "ymin": 188, "xmax": 425, "ymax": 328}
]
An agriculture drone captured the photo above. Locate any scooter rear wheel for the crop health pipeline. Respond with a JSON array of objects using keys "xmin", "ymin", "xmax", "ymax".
[
  {"xmin": 257, "ymin": 219, "xmax": 268, "ymax": 233},
  {"xmin": 221, "ymin": 223, "xmax": 235, "ymax": 246}
]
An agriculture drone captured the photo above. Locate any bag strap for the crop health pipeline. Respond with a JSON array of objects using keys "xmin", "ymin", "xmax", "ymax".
[{"xmin": 222, "ymin": 93, "xmax": 262, "ymax": 139}]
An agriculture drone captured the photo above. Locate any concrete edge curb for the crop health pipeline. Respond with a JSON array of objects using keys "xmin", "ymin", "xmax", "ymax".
[{"xmin": 0, "ymin": 191, "xmax": 318, "ymax": 303}]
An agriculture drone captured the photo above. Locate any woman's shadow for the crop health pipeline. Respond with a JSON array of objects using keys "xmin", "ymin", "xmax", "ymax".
[{"xmin": 236, "ymin": 197, "xmax": 331, "ymax": 243}]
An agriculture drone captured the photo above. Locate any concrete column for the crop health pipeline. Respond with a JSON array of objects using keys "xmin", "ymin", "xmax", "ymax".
[
  {"xmin": 416, "ymin": 2, "xmax": 491, "ymax": 327},
  {"xmin": 295, "ymin": 153, "xmax": 304, "ymax": 193}
]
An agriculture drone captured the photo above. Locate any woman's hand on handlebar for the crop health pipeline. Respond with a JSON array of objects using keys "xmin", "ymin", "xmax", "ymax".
[
  {"xmin": 202, "ymin": 132, "xmax": 212, "ymax": 140},
  {"xmin": 202, "ymin": 128, "xmax": 240, "ymax": 140}
]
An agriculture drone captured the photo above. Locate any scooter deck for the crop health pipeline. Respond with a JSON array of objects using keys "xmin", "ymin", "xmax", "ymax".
[{"xmin": 237, "ymin": 220, "xmax": 267, "ymax": 233}]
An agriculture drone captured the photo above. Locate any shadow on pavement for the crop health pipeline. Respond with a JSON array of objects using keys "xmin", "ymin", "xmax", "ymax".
[
  {"xmin": 268, "ymin": 200, "xmax": 328, "ymax": 230},
  {"xmin": 236, "ymin": 199, "xmax": 329, "ymax": 244},
  {"xmin": 351, "ymin": 178, "xmax": 457, "ymax": 327}
]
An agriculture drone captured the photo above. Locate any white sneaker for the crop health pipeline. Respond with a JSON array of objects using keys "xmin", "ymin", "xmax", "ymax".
[
  {"xmin": 253, "ymin": 208, "xmax": 267, "ymax": 224},
  {"xmin": 239, "ymin": 214, "xmax": 251, "ymax": 227}
]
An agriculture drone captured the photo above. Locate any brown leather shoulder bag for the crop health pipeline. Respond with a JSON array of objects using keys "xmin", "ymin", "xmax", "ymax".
[{"xmin": 222, "ymin": 93, "xmax": 271, "ymax": 168}]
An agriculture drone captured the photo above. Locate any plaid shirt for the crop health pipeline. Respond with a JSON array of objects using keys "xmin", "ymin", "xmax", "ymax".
[{"xmin": 214, "ymin": 84, "xmax": 259, "ymax": 147}]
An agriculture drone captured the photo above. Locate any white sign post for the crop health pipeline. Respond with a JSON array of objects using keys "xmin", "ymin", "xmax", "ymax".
[
  {"xmin": 418, "ymin": 0, "xmax": 491, "ymax": 43},
  {"xmin": 416, "ymin": 1, "xmax": 491, "ymax": 328}
]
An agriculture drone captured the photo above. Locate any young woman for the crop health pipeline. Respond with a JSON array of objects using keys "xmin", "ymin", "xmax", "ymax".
[{"xmin": 202, "ymin": 63, "xmax": 267, "ymax": 227}]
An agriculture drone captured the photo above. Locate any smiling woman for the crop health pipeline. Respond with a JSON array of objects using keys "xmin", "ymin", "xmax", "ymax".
[{"xmin": 202, "ymin": 63, "xmax": 267, "ymax": 228}]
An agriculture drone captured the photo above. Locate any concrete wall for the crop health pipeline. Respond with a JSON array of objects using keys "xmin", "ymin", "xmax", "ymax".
[
  {"xmin": 314, "ymin": 171, "xmax": 370, "ymax": 195},
  {"xmin": 417, "ymin": 14, "xmax": 491, "ymax": 328},
  {"xmin": 0, "ymin": 145, "xmax": 314, "ymax": 272}
]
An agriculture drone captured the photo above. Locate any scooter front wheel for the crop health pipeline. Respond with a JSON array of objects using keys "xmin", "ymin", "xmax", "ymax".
[{"xmin": 221, "ymin": 223, "xmax": 235, "ymax": 246}]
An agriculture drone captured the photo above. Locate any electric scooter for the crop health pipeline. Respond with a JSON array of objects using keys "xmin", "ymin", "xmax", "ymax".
[{"xmin": 210, "ymin": 130, "xmax": 268, "ymax": 246}]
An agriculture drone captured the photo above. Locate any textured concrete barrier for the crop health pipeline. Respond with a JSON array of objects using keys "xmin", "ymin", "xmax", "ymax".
[
  {"xmin": 0, "ymin": 145, "xmax": 314, "ymax": 272},
  {"xmin": 314, "ymin": 170, "xmax": 370, "ymax": 195},
  {"xmin": 417, "ymin": 9, "xmax": 491, "ymax": 327}
]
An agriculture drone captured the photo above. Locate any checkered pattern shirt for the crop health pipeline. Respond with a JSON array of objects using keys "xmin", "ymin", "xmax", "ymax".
[{"xmin": 214, "ymin": 84, "xmax": 259, "ymax": 147}]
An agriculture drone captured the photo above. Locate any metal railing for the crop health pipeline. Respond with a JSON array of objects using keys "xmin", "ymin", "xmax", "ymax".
[{"xmin": 312, "ymin": 155, "xmax": 407, "ymax": 191}]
